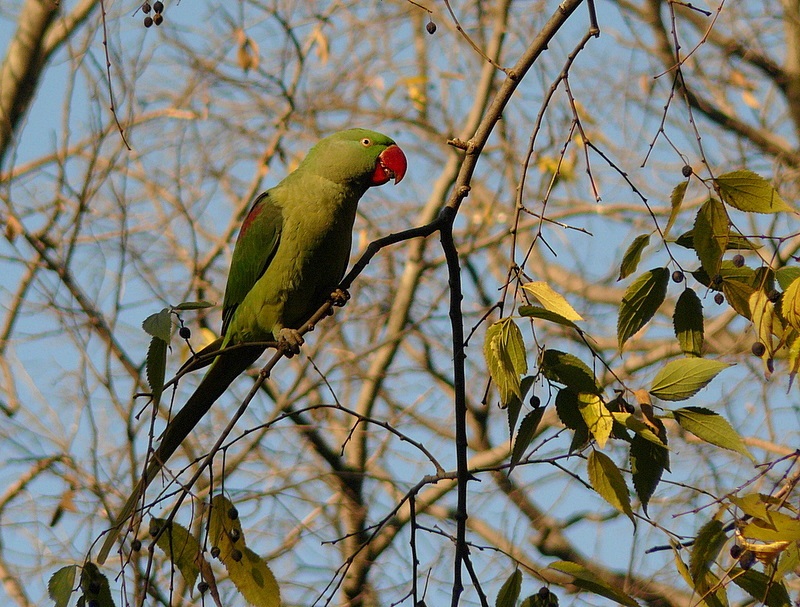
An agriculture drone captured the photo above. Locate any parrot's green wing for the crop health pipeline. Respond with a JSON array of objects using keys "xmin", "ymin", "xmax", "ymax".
[{"xmin": 221, "ymin": 191, "xmax": 282, "ymax": 336}]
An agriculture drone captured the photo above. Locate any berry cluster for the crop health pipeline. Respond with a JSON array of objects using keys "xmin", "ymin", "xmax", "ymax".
[{"xmin": 142, "ymin": 1, "xmax": 165, "ymax": 28}]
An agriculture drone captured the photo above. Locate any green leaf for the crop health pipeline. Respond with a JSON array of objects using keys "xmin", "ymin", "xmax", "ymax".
[
  {"xmin": 630, "ymin": 433, "xmax": 669, "ymax": 515},
  {"xmin": 506, "ymin": 376, "xmax": 535, "ymax": 437},
  {"xmin": 485, "ymin": 318, "xmax": 528, "ymax": 406},
  {"xmin": 693, "ymin": 198, "xmax": 729, "ymax": 277},
  {"xmin": 689, "ymin": 518, "xmax": 727, "ymax": 586},
  {"xmin": 518, "ymin": 305, "xmax": 581, "ymax": 331},
  {"xmin": 611, "ymin": 412, "xmax": 667, "ymax": 447},
  {"xmin": 673, "ymin": 406, "xmax": 753, "ymax": 460},
  {"xmin": 649, "ymin": 358, "xmax": 731, "ymax": 402},
  {"xmin": 522, "ymin": 281, "xmax": 583, "ymax": 321},
  {"xmin": 578, "ymin": 393, "xmax": 613, "ymax": 448},
  {"xmin": 174, "ymin": 300, "xmax": 215, "ymax": 310},
  {"xmin": 142, "ymin": 307, "xmax": 172, "ymax": 342},
  {"xmin": 549, "ymin": 561, "xmax": 639, "ymax": 607},
  {"xmin": 209, "ymin": 495, "xmax": 281, "ymax": 607},
  {"xmin": 730, "ymin": 568, "xmax": 791, "ymax": 607},
  {"xmin": 79, "ymin": 562, "xmax": 115, "ymax": 607},
  {"xmin": 715, "ymin": 170, "xmax": 793, "ymax": 213},
  {"xmin": 540, "ymin": 349, "xmax": 600, "ymax": 394},
  {"xmin": 618, "ymin": 233, "xmax": 651, "ymax": 281},
  {"xmin": 664, "ymin": 181, "xmax": 688, "ymax": 239},
  {"xmin": 776, "ymin": 267, "xmax": 800, "ymax": 291},
  {"xmin": 675, "ymin": 229, "xmax": 758, "ymax": 251},
  {"xmin": 618, "ymin": 267, "xmax": 669, "ymax": 350},
  {"xmin": 48, "ymin": 565, "xmax": 78, "ymax": 607},
  {"xmin": 722, "ymin": 279, "xmax": 755, "ymax": 319},
  {"xmin": 510, "ymin": 408, "xmax": 545, "ymax": 471},
  {"xmin": 152, "ymin": 518, "xmax": 201, "ymax": 591},
  {"xmin": 554, "ymin": 389, "xmax": 589, "ymax": 452},
  {"xmin": 740, "ymin": 510, "xmax": 800, "ymax": 542},
  {"xmin": 674, "ymin": 289, "xmax": 704, "ymax": 357},
  {"xmin": 588, "ymin": 450, "xmax": 634, "ymax": 523},
  {"xmin": 146, "ymin": 336, "xmax": 167, "ymax": 406},
  {"xmin": 776, "ymin": 541, "xmax": 800, "ymax": 578},
  {"xmin": 495, "ymin": 569, "xmax": 522, "ymax": 607}
]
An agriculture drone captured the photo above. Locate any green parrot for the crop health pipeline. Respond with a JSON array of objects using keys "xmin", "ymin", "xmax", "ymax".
[{"xmin": 97, "ymin": 128, "xmax": 406, "ymax": 563}]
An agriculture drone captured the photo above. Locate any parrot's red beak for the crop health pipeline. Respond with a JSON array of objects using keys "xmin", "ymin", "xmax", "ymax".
[{"xmin": 372, "ymin": 144, "xmax": 407, "ymax": 186}]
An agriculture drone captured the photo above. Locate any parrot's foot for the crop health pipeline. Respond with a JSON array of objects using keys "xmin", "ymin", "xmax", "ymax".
[
  {"xmin": 277, "ymin": 328, "xmax": 304, "ymax": 356},
  {"xmin": 330, "ymin": 288, "xmax": 350, "ymax": 307}
]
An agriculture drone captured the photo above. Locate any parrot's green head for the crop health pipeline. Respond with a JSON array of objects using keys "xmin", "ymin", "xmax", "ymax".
[{"xmin": 300, "ymin": 128, "xmax": 407, "ymax": 188}]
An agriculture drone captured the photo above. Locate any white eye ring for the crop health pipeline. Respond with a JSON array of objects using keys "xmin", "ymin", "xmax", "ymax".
[{"xmin": 361, "ymin": 138, "xmax": 372, "ymax": 146}]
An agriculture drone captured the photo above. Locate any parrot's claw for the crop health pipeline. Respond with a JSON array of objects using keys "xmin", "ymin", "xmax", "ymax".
[
  {"xmin": 277, "ymin": 328, "xmax": 304, "ymax": 356},
  {"xmin": 330, "ymin": 288, "xmax": 350, "ymax": 307}
]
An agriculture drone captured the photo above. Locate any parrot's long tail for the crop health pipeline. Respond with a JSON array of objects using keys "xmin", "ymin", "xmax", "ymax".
[{"xmin": 96, "ymin": 344, "xmax": 265, "ymax": 564}]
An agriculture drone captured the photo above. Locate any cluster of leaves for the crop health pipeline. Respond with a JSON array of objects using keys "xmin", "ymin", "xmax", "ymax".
[
  {"xmin": 482, "ymin": 169, "xmax": 800, "ymax": 605},
  {"xmin": 49, "ymin": 495, "xmax": 279, "ymax": 607}
]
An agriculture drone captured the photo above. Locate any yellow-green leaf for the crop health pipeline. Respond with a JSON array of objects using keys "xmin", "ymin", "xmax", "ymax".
[
  {"xmin": 617, "ymin": 233, "xmax": 651, "ymax": 281},
  {"xmin": 650, "ymin": 358, "xmax": 731, "ymax": 402},
  {"xmin": 142, "ymin": 307, "xmax": 172, "ymax": 342},
  {"xmin": 152, "ymin": 518, "xmax": 201, "ymax": 591},
  {"xmin": 484, "ymin": 318, "xmax": 528, "ymax": 406},
  {"xmin": 618, "ymin": 267, "xmax": 669, "ymax": 349},
  {"xmin": 495, "ymin": 569, "xmax": 522, "ymax": 607},
  {"xmin": 693, "ymin": 198, "xmax": 729, "ymax": 277},
  {"xmin": 673, "ymin": 289, "xmax": 704, "ymax": 357},
  {"xmin": 540, "ymin": 349, "xmax": 600, "ymax": 394},
  {"xmin": 689, "ymin": 518, "xmax": 726, "ymax": 586},
  {"xmin": 48, "ymin": 565, "xmax": 78, "ymax": 607},
  {"xmin": 588, "ymin": 450, "xmax": 634, "ymax": 522},
  {"xmin": 174, "ymin": 300, "xmax": 214, "ymax": 310},
  {"xmin": 578, "ymin": 393, "xmax": 613, "ymax": 448},
  {"xmin": 781, "ymin": 277, "xmax": 800, "ymax": 331},
  {"xmin": 740, "ymin": 510, "xmax": 800, "ymax": 542},
  {"xmin": 673, "ymin": 406, "xmax": 753, "ymax": 460},
  {"xmin": 664, "ymin": 180, "xmax": 688, "ymax": 239},
  {"xmin": 209, "ymin": 495, "xmax": 280, "ymax": 607},
  {"xmin": 522, "ymin": 281, "xmax": 583, "ymax": 321},
  {"xmin": 549, "ymin": 561, "xmax": 639, "ymax": 607},
  {"xmin": 518, "ymin": 305, "xmax": 581, "ymax": 331},
  {"xmin": 716, "ymin": 170, "xmax": 793, "ymax": 213},
  {"xmin": 776, "ymin": 267, "xmax": 800, "ymax": 290}
]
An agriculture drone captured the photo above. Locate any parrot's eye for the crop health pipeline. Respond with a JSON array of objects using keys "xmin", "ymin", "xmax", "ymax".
[{"xmin": 361, "ymin": 138, "xmax": 372, "ymax": 146}]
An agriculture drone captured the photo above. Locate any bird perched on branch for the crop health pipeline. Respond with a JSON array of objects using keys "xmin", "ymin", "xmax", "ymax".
[{"xmin": 97, "ymin": 128, "xmax": 407, "ymax": 563}]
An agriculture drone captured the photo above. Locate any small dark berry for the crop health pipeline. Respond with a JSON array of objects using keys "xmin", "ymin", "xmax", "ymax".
[
  {"xmin": 227, "ymin": 506, "xmax": 239, "ymax": 520},
  {"xmin": 739, "ymin": 549, "xmax": 756, "ymax": 570},
  {"xmin": 198, "ymin": 581, "xmax": 209, "ymax": 593},
  {"xmin": 714, "ymin": 293, "xmax": 724, "ymax": 305},
  {"xmin": 426, "ymin": 20, "xmax": 436, "ymax": 34},
  {"xmin": 210, "ymin": 546, "xmax": 221, "ymax": 559},
  {"xmin": 179, "ymin": 326, "xmax": 191, "ymax": 339},
  {"xmin": 530, "ymin": 395, "xmax": 540, "ymax": 409},
  {"xmin": 131, "ymin": 538, "xmax": 142, "ymax": 551},
  {"xmin": 149, "ymin": 520, "xmax": 161, "ymax": 536},
  {"xmin": 682, "ymin": 165, "xmax": 693, "ymax": 177},
  {"xmin": 153, "ymin": 13, "xmax": 163, "ymax": 25},
  {"xmin": 751, "ymin": 342, "xmax": 766, "ymax": 357},
  {"xmin": 229, "ymin": 528, "xmax": 241, "ymax": 543},
  {"xmin": 672, "ymin": 270, "xmax": 684, "ymax": 283},
  {"xmin": 729, "ymin": 544, "xmax": 743, "ymax": 559},
  {"xmin": 768, "ymin": 289, "xmax": 780, "ymax": 303},
  {"xmin": 712, "ymin": 274, "xmax": 723, "ymax": 286},
  {"xmin": 153, "ymin": 0, "xmax": 163, "ymax": 12},
  {"xmin": 732, "ymin": 254, "xmax": 744, "ymax": 268},
  {"xmin": 144, "ymin": 16, "xmax": 153, "ymax": 27},
  {"xmin": 231, "ymin": 548, "xmax": 243, "ymax": 562},
  {"xmin": 142, "ymin": 1, "xmax": 151, "ymax": 13},
  {"xmin": 538, "ymin": 587, "xmax": 550, "ymax": 597}
]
